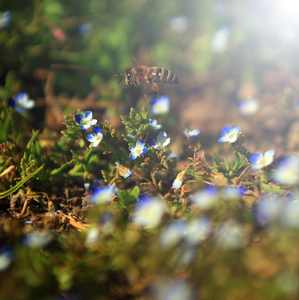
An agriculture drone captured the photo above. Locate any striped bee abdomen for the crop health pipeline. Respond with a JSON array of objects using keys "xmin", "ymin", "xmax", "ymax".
[{"xmin": 150, "ymin": 67, "xmax": 179, "ymax": 84}]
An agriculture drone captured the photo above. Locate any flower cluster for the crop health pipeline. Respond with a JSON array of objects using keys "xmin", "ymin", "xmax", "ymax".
[{"xmin": 75, "ymin": 111, "xmax": 103, "ymax": 148}]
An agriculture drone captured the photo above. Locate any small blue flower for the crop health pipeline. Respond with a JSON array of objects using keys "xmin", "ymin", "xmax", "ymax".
[
  {"xmin": 272, "ymin": 155, "xmax": 299, "ymax": 185},
  {"xmin": 149, "ymin": 118, "xmax": 162, "ymax": 130},
  {"xmin": 133, "ymin": 196, "xmax": 165, "ymax": 228},
  {"xmin": 183, "ymin": 128, "xmax": 200, "ymax": 138},
  {"xmin": 249, "ymin": 149, "xmax": 275, "ymax": 170},
  {"xmin": 238, "ymin": 98, "xmax": 259, "ymax": 116},
  {"xmin": 153, "ymin": 279, "xmax": 193, "ymax": 300},
  {"xmin": 185, "ymin": 216, "xmax": 213, "ymax": 246},
  {"xmin": 87, "ymin": 126, "xmax": 103, "ymax": 147},
  {"xmin": 160, "ymin": 221, "xmax": 187, "ymax": 248},
  {"xmin": 169, "ymin": 15, "xmax": 189, "ymax": 33},
  {"xmin": 280, "ymin": 200, "xmax": 299, "ymax": 228},
  {"xmin": 254, "ymin": 196, "xmax": 282, "ymax": 226},
  {"xmin": 172, "ymin": 176, "xmax": 183, "ymax": 190},
  {"xmin": 115, "ymin": 162, "xmax": 132, "ymax": 178},
  {"xmin": 0, "ymin": 11, "xmax": 11, "ymax": 30},
  {"xmin": 192, "ymin": 186, "xmax": 219, "ymax": 209},
  {"xmin": 77, "ymin": 22, "xmax": 93, "ymax": 36},
  {"xmin": 124, "ymin": 170, "xmax": 133, "ymax": 178},
  {"xmin": 0, "ymin": 245, "xmax": 12, "ymax": 271},
  {"xmin": 91, "ymin": 185, "xmax": 116, "ymax": 205},
  {"xmin": 211, "ymin": 25, "xmax": 231, "ymax": 52},
  {"xmin": 149, "ymin": 132, "xmax": 170, "ymax": 149},
  {"xmin": 150, "ymin": 96, "xmax": 170, "ymax": 115},
  {"xmin": 222, "ymin": 186, "xmax": 246, "ymax": 200},
  {"xmin": 75, "ymin": 111, "xmax": 97, "ymax": 130},
  {"xmin": 216, "ymin": 219, "xmax": 248, "ymax": 249},
  {"xmin": 127, "ymin": 134, "xmax": 137, "ymax": 139},
  {"xmin": 8, "ymin": 92, "xmax": 35, "ymax": 112},
  {"xmin": 24, "ymin": 231, "xmax": 52, "ymax": 249},
  {"xmin": 129, "ymin": 140, "xmax": 147, "ymax": 160},
  {"xmin": 218, "ymin": 126, "xmax": 241, "ymax": 143}
]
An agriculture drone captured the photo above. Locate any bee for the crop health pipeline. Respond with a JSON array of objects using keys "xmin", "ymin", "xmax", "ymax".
[{"xmin": 122, "ymin": 66, "xmax": 179, "ymax": 99}]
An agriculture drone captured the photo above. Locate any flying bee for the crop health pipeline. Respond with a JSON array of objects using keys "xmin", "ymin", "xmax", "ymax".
[{"xmin": 119, "ymin": 66, "xmax": 179, "ymax": 99}]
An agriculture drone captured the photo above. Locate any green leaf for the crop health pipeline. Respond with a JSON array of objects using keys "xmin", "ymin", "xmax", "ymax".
[
  {"xmin": 223, "ymin": 157, "xmax": 230, "ymax": 171},
  {"xmin": 212, "ymin": 152, "xmax": 219, "ymax": 166},
  {"xmin": 130, "ymin": 186, "xmax": 140, "ymax": 200},
  {"xmin": 50, "ymin": 159, "xmax": 75, "ymax": 176},
  {"xmin": 0, "ymin": 164, "xmax": 44, "ymax": 199}
]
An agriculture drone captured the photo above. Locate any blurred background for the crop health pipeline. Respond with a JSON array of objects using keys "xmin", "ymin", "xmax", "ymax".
[{"xmin": 1, "ymin": 0, "xmax": 299, "ymax": 156}]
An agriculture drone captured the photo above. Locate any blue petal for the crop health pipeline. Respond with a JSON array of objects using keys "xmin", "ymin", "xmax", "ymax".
[
  {"xmin": 141, "ymin": 148, "xmax": 147, "ymax": 155},
  {"xmin": 136, "ymin": 140, "xmax": 145, "ymax": 148},
  {"xmin": 124, "ymin": 170, "xmax": 133, "ymax": 178},
  {"xmin": 86, "ymin": 133, "xmax": 95, "ymax": 142},
  {"xmin": 75, "ymin": 114, "xmax": 83, "ymax": 124},
  {"xmin": 221, "ymin": 126, "xmax": 233, "ymax": 137},
  {"xmin": 94, "ymin": 126, "xmax": 102, "ymax": 134},
  {"xmin": 234, "ymin": 126, "xmax": 242, "ymax": 132},
  {"xmin": 15, "ymin": 92, "xmax": 28, "ymax": 102},
  {"xmin": 150, "ymin": 98, "xmax": 160, "ymax": 107},
  {"xmin": 129, "ymin": 153, "xmax": 137, "ymax": 160},
  {"xmin": 147, "ymin": 139, "xmax": 157, "ymax": 147},
  {"xmin": 172, "ymin": 178, "xmax": 183, "ymax": 190},
  {"xmin": 84, "ymin": 111, "xmax": 92, "ymax": 118},
  {"xmin": 149, "ymin": 119, "xmax": 157, "ymax": 125},
  {"xmin": 218, "ymin": 137, "xmax": 227, "ymax": 143},
  {"xmin": 250, "ymin": 153, "xmax": 263, "ymax": 164},
  {"xmin": 189, "ymin": 129, "xmax": 200, "ymax": 137},
  {"xmin": 251, "ymin": 164, "xmax": 263, "ymax": 170},
  {"xmin": 8, "ymin": 97, "xmax": 16, "ymax": 108}
]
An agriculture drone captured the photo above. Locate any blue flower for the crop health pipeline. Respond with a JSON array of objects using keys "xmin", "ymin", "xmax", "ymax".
[
  {"xmin": 216, "ymin": 219, "xmax": 248, "ymax": 249},
  {"xmin": 183, "ymin": 128, "xmax": 200, "ymax": 138},
  {"xmin": 0, "ymin": 11, "xmax": 11, "ymax": 30},
  {"xmin": 115, "ymin": 162, "xmax": 132, "ymax": 178},
  {"xmin": 172, "ymin": 177, "xmax": 183, "ymax": 190},
  {"xmin": 172, "ymin": 170, "xmax": 186, "ymax": 190},
  {"xmin": 222, "ymin": 186, "xmax": 246, "ymax": 200},
  {"xmin": 153, "ymin": 279, "xmax": 193, "ymax": 300},
  {"xmin": 91, "ymin": 185, "xmax": 116, "ymax": 205},
  {"xmin": 169, "ymin": 15, "xmax": 189, "ymax": 33},
  {"xmin": 133, "ymin": 196, "xmax": 165, "ymax": 228},
  {"xmin": 77, "ymin": 22, "xmax": 93, "ymax": 36},
  {"xmin": 249, "ymin": 149, "xmax": 275, "ymax": 170},
  {"xmin": 184, "ymin": 217, "xmax": 213, "ymax": 246},
  {"xmin": 238, "ymin": 98, "xmax": 259, "ymax": 116},
  {"xmin": 192, "ymin": 186, "xmax": 219, "ymax": 209},
  {"xmin": 87, "ymin": 126, "xmax": 103, "ymax": 147},
  {"xmin": 129, "ymin": 140, "xmax": 147, "ymax": 160},
  {"xmin": 218, "ymin": 126, "xmax": 241, "ymax": 143},
  {"xmin": 8, "ymin": 92, "xmax": 35, "ymax": 112},
  {"xmin": 149, "ymin": 118, "xmax": 162, "ymax": 130},
  {"xmin": 280, "ymin": 200, "xmax": 299, "ymax": 228},
  {"xmin": 150, "ymin": 96, "xmax": 170, "ymax": 115},
  {"xmin": 160, "ymin": 221, "xmax": 187, "ymax": 248},
  {"xmin": 24, "ymin": 231, "xmax": 52, "ymax": 249},
  {"xmin": 127, "ymin": 133, "xmax": 137, "ymax": 140},
  {"xmin": 0, "ymin": 245, "xmax": 12, "ymax": 271},
  {"xmin": 272, "ymin": 155, "xmax": 299, "ymax": 185},
  {"xmin": 75, "ymin": 111, "xmax": 97, "ymax": 130},
  {"xmin": 254, "ymin": 196, "xmax": 282, "ymax": 226},
  {"xmin": 211, "ymin": 25, "xmax": 231, "ymax": 52},
  {"xmin": 148, "ymin": 132, "xmax": 170, "ymax": 149}
]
